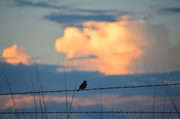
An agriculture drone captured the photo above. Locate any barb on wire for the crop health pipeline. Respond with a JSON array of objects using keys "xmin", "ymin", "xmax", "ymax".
[
  {"xmin": 0, "ymin": 111, "xmax": 179, "ymax": 114},
  {"xmin": 0, "ymin": 83, "xmax": 180, "ymax": 96}
]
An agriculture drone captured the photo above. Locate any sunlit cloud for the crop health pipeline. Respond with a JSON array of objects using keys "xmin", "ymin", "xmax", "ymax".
[
  {"xmin": 0, "ymin": 95, "xmax": 34, "ymax": 110},
  {"xmin": 2, "ymin": 44, "xmax": 33, "ymax": 65},
  {"xmin": 55, "ymin": 15, "xmax": 180, "ymax": 75},
  {"xmin": 55, "ymin": 16, "xmax": 144, "ymax": 75},
  {"xmin": 72, "ymin": 94, "xmax": 170, "ymax": 109},
  {"xmin": 0, "ymin": 95, "xmax": 73, "ymax": 110},
  {"xmin": 1, "ymin": 94, "xmax": 177, "ymax": 111}
]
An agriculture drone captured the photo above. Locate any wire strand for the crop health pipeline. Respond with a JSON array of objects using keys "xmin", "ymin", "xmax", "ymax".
[
  {"xmin": 0, "ymin": 83, "xmax": 180, "ymax": 96},
  {"xmin": 0, "ymin": 111, "xmax": 179, "ymax": 114}
]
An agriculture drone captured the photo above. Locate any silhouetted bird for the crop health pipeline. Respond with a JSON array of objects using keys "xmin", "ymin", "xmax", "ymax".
[{"xmin": 77, "ymin": 80, "xmax": 87, "ymax": 91}]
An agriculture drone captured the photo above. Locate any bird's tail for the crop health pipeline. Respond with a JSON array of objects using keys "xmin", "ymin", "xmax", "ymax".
[{"xmin": 77, "ymin": 88, "xmax": 80, "ymax": 92}]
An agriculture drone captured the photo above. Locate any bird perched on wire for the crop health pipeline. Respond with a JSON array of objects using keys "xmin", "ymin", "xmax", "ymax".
[{"xmin": 77, "ymin": 80, "xmax": 87, "ymax": 91}]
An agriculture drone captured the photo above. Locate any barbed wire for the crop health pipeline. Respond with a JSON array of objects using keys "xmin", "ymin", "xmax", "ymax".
[
  {"xmin": 0, "ymin": 111, "xmax": 179, "ymax": 114},
  {"xmin": 0, "ymin": 83, "xmax": 180, "ymax": 96}
]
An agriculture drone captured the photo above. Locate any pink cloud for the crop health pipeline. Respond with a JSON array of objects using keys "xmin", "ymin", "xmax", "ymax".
[
  {"xmin": 55, "ymin": 15, "xmax": 180, "ymax": 75},
  {"xmin": 1, "ymin": 94, "xmax": 178, "ymax": 111},
  {"xmin": 55, "ymin": 17, "xmax": 144, "ymax": 75},
  {"xmin": 2, "ymin": 44, "xmax": 33, "ymax": 65}
]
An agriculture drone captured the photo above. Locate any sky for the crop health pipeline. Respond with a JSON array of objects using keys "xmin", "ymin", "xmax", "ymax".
[{"xmin": 0, "ymin": 0, "xmax": 180, "ymax": 119}]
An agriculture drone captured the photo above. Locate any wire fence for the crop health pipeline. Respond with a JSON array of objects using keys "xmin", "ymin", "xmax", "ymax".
[
  {"xmin": 0, "ymin": 111, "xmax": 179, "ymax": 114},
  {"xmin": 0, "ymin": 83, "xmax": 180, "ymax": 117},
  {"xmin": 0, "ymin": 83, "xmax": 180, "ymax": 96}
]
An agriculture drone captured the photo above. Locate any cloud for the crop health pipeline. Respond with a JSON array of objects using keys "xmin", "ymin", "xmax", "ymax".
[
  {"xmin": 2, "ymin": 44, "xmax": 33, "ymax": 65},
  {"xmin": 14, "ymin": 0, "xmax": 129, "ymax": 16},
  {"xmin": 14, "ymin": 0, "xmax": 129, "ymax": 26},
  {"xmin": 158, "ymin": 7, "xmax": 180, "ymax": 14},
  {"xmin": 44, "ymin": 13, "xmax": 117, "ymax": 25},
  {"xmin": 72, "ymin": 94, "xmax": 166, "ymax": 108},
  {"xmin": 14, "ymin": 0, "xmax": 68, "ymax": 9},
  {"xmin": 73, "ymin": 9, "xmax": 126, "ymax": 15},
  {"xmin": 0, "ymin": 94, "xmax": 173, "ymax": 110},
  {"xmin": 44, "ymin": 9, "xmax": 130, "ymax": 25},
  {"xmin": 55, "ymin": 15, "xmax": 180, "ymax": 75},
  {"xmin": 0, "ymin": 95, "xmax": 33, "ymax": 110},
  {"xmin": 13, "ymin": 0, "xmax": 131, "ymax": 26},
  {"xmin": 55, "ymin": 16, "xmax": 144, "ymax": 75}
]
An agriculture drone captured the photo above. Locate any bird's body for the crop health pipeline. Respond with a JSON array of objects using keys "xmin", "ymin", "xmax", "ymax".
[{"xmin": 77, "ymin": 81, "xmax": 87, "ymax": 91}]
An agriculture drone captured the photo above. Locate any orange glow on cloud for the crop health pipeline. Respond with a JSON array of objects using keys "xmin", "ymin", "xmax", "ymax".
[
  {"xmin": 2, "ymin": 44, "xmax": 32, "ymax": 65},
  {"xmin": 55, "ymin": 15, "xmax": 180, "ymax": 74},
  {"xmin": 0, "ymin": 94, "xmax": 173, "ymax": 110},
  {"xmin": 55, "ymin": 16, "xmax": 146, "ymax": 75}
]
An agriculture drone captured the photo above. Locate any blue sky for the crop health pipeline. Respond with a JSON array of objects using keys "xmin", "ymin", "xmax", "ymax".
[{"xmin": 0, "ymin": 0, "xmax": 180, "ymax": 119}]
